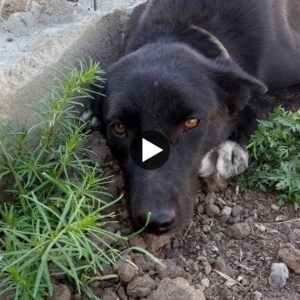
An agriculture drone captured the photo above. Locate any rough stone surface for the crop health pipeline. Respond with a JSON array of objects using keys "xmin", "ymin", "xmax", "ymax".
[
  {"xmin": 226, "ymin": 222, "xmax": 251, "ymax": 239},
  {"xmin": 278, "ymin": 243, "xmax": 300, "ymax": 273},
  {"xmin": 116, "ymin": 257, "xmax": 139, "ymax": 283},
  {"xmin": 127, "ymin": 275, "xmax": 157, "ymax": 298},
  {"xmin": 221, "ymin": 206, "xmax": 232, "ymax": 216},
  {"xmin": 269, "ymin": 263, "xmax": 289, "ymax": 289},
  {"xmin": 48, "ymin": 284, "xmax": 71, "ymax": 300},
  {"xmin": 146, "ymin": 277, "xmax": 206, "ymax": 300}
]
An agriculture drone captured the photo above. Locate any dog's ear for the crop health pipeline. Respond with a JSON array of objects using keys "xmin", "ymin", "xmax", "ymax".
[{"xmin": 210, "ymin": 58, "xmax": 268, "ymax": 114}]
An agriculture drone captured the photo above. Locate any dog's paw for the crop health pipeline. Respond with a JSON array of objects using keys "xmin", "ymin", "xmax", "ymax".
[
  {"xmin": 199, "ymin": 141, "xmax": 249, "ymax": 192},
  {"xmin": 79, "ymin": 105, "xmax": 100, "ymax": 131}
]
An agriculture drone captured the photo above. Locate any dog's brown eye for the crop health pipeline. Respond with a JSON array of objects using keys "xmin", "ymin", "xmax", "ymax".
[
  {"xmin": 184, "ymin": 118, "xmax": 200, "ymax": 131},
  {"xmin": 112, "ymin": 122, "xmax": 127, "ymax": 136}
]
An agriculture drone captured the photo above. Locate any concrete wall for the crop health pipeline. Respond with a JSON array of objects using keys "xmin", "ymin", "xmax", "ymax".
[{"xmin": 0, "ymin": 0, "xmax": 146, "ymax": 125}]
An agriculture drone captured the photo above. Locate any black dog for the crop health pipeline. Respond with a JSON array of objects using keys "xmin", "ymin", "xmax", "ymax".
[{"xmin": 84, "ymin": 0, "xmax": 300, "ymax": 234}]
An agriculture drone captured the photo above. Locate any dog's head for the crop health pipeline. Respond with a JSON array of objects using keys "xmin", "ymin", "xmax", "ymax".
[{"xmin": 92, "ymin": 42, "xmax": 266, "ymax": 234}]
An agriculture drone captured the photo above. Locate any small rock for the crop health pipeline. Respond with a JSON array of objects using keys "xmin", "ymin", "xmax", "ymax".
[
  {"xmin": 48, "ymin": 285, "xmax": 71, "ymax": 300},
  {"xmin": 271, "ymin": 204, "xmax": 280, "ymax": 211},
  {"xmin": 226, "ymin": 222, "xmax": 251, "ymax": 239},
  {"xmin": 197, "ymin": 204, "xmax": 204, "ymax": 215},
  {"xmin": 269, "ymin": 263, "xmax": 289, "ymax": 289},
  {"xmin": 127, "ymin": 275, "xmax": 157, "ymax": 298},
  {"xmin": 221, "ymin": 206, "xmax": 232, "ymax": 216},
  {"xmin": 255, "ymin": 223, "xmax": 266, "ymax": 232},
  {"xmin": 146, "ymin": 277, "xmax": 205, "ymax": 300},
  {"xmin": 278, "ymin": 243, "xmax": 300, "ymax": 273},
  {"xmin": 157, "ymin": 259, "xmax": 184, "ymax": 279},
  {"xmin": 144, "ymin": 234, "xmax": 171, "ymax": 252},
  {"xmin": 211, "ymin": 245, "xmax": 219, "ymax": 253},
  {"xmin": 253, "ymin": 291, "xmax": 263, "ymax": 300},
  {"xmin": 275, "ymin": 215, "xmax": 288, "ymax": 222},
  {"xmin": 206, "ymin": 203, "xmax": 220, "ymax": 216},
  {"xmin": 231, "ymin": 205, "xmax": 243, "ymax": 217},
  {"xmin": 202, "ymin": 225, "xmax": 210, "ymax": 233},
  {"xmin": 201, "ymin": 278, "xmax": 210, "ymax": 288},
  {"xmin": 116, "ymin": 257, "xmax": 139, "ymax": 283},
  {"xmin": 203, "ymin": 261, "xmax": 212, "ymax": 275}
]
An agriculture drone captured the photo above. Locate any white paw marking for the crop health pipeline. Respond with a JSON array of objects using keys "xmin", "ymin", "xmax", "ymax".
[{"xmin": 199, "ymin": 141, "xmax": 249, "ymax": 179}]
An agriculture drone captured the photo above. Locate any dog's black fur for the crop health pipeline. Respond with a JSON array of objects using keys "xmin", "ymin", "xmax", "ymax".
[{"xmin": 91, "ymin": 0, "xmax": 300, "ymax": 234}]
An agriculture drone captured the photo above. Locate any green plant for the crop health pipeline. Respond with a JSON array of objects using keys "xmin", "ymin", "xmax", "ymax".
[
  {"xmin": 238, "ymin": 106, "xmax": 300, "ymax": 207},
  {"xmin": 0, "ymin": 62, "xmax": 124, "ymax": 300}
]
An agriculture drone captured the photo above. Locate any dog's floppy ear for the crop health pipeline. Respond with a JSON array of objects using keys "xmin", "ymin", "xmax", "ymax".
[{"xmin": 210, "ymin": 58, "xmax": 268, "ymax": 114}]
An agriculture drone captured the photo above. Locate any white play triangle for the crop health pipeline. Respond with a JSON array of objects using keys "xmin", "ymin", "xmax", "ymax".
[{"xmin": 142, "ymin": 138, "xmax": 163, "ymax": 162}]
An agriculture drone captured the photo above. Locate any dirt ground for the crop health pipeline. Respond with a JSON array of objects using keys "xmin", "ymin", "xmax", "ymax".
[{"xmin": 75, "ymin": 122, "xmax": 300, "ymax": 300}]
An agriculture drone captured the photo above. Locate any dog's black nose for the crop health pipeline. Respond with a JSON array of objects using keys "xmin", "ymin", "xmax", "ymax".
[{"xmin": 138, "ymin": 210, "xmax": 176, "ymax": 234}]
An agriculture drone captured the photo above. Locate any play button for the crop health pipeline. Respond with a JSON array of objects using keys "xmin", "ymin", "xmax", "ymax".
[
  {"xmin": 131, "ymin": 131, "xmax": 170, "ymax": 170},
  {"xmin": 142, "ymin": 138, "xmax": 163, "ymax": 162}
]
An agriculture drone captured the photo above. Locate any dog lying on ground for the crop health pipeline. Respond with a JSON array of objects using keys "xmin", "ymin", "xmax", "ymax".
[{"xmin": 83, "ymin": 0, "xmax": 300, "ymax": 234}]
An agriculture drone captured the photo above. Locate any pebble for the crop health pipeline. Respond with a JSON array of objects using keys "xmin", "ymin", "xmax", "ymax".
[
  {"xmin": 206, "ymin": 203, "xmax": 220, "ymax": 216},
  {"xmin": 203, "ymin": 261, "xmax": 212, "ymax": 275},
  {"xmin": 269, "ymin": 263, "xmax": 289, "ymax": 289},
  {"xmin": 278, "ymin": 243, "xmax": 300, "ymax": 273},
  {"xmin": 221, "ymin": 206, "xmax": 232, "ymax": 216},
  {"xmin": 201, "ymin": 278, "xmax": 210, "ymax": 288},
  {"xmin": 202, "ymin": 224, "xmax": 210, "ymax": 233},
  {"xmin": 253, "ymin": 291, "xmax": 263, "ymax": 300},
  {"xmin": 275, "ymin": 215, "xmax": 288, "ymax": 222},
  {"xmin": 231, "ymin": 205, "xmax": 243, "ymax": 217},
  {"xmin": 226, "ymin": 222, "xmax": 251, "ymax": 239},
  {"xmin": 255, "ymin": 223, "xmax": 266, "ymax": 232},
  {"xmin": 127, "ymin": 275, "xmax": 157, "ymax": 298},
  {"xmin": 271, "ymin": 204, "xmax": 280, "ymax": 211},
  {"xmin": 144, "ymin": 234, "xmax": 171, "ymax": 252},
  {"xmin": 116, "ymin": 257, "xmax": 139, "ymax": 283}
]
